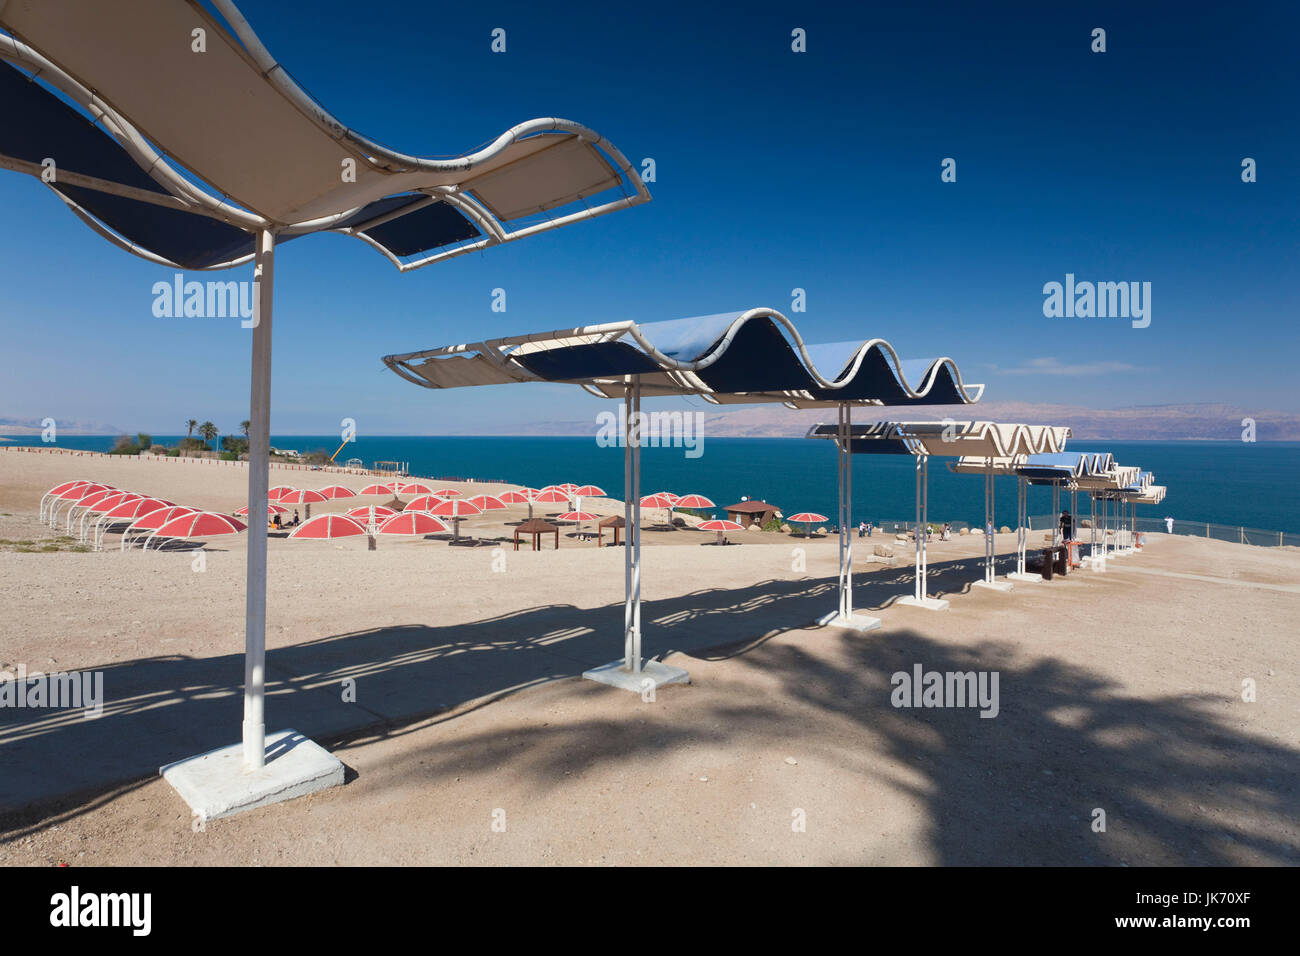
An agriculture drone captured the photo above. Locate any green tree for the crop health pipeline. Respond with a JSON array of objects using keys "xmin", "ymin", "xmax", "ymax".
[
  {"xmin": 186, "ymin": 419, "xmax": 197, "ymax": 439},
  {"xmin": 198, "ymin": 421, "xmax": 218, "ymax": 449},
  {"xmin": 240, "ymin": 420, "xmax": 251, "ymax": 439}
]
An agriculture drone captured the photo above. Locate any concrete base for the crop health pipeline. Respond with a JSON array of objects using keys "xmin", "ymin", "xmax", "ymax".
[
  {"xmin": 972, "ymin": 579, "xmax": 1014, "ymax": 592},
  {"xmin": 896, "ymin": 594, "xmax": 950, "ymax": 611},
  {"xmin": 1007, "ymin": 572, "xmax": 1041, "ymax": 583},
  {"xmin": 816, "ymin": 610, "xmax": 883, "ymax": 632},
  {"xmin": 583, "ymin": 658, "xmax": 690, "ymax": 692},
  {"xmin": 161, "ymin": 729, "xmax": 344, "ymax": 821}
]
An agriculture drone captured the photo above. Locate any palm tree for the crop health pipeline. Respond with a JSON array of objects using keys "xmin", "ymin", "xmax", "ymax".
[
  {"xmin": 198, "ymin": 421, "xmax": 218, "ymax": 450},
  {"xmin": 240, "ymin": 420, "xmax": 251, "ymax": 439},
  {"xmin": 186, "ymin": 419, "xmax": 197, "ymax": 439}
]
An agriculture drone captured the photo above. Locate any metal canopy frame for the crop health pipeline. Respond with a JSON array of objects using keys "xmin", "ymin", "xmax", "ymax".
[
  {"xmin": 0, "ymin": 0, "xmax": 652, "ymax": 772},
  {"xmin": 383, "ymin": 309, "xmax": 986, "ymax": 408},
  {"xmin": 383, "ymin": 319, "xmax": 983, "ymax": 667},
  {"xmin": 0, "ymin": 4, "xmax": 649, "ymax": 271},
  {"xmin": 807, "ymin": 422, "xmax": 1071, "ymax": 613}
]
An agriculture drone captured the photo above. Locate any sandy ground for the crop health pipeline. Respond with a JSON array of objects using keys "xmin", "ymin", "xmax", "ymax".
[{"xmin": 0, "ymin": 448, "xmax": 1297, "ymax": 866}]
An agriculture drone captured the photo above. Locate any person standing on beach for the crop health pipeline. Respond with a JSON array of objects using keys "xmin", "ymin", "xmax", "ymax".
[
  {"xmin": 858, "ymin": 521, "xmax": 866, "ymax": 538},
  {"xmin": 1165, "ymin": 515, "xmax": 1174, "ymax": 533},
  {"xmin": 1060, "ymin": 510, "xmax": 1074, "ymax": 541}
]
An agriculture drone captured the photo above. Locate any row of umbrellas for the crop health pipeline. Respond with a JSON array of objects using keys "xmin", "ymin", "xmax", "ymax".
[
  {"xmin": 41, "ymin": 478, "xmax": 833, "ymax": 549},
  {"xmin": 39, "ymin": 479, "xmax": 247, "ymax": 550}
]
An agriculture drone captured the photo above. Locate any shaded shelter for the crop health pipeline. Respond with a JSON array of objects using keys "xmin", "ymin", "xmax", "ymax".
[{"xmin": 515, "ymin": 517, "xmax": 559, "ymax": 551}]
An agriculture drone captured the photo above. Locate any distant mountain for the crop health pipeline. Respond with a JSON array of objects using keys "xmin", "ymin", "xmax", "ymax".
[
  {"xmin": 473, "ymin": 402, "xmax": 1300, "ymax": 441},
  {"xmin": 0, "ymin": 417, "xmax": 124, "ymax": 435}
]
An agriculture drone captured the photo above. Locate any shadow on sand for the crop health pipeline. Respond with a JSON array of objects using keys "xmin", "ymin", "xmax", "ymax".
[{"xmin": 2, "ymin": 557, "xmax": 1296, "ymax": 864}]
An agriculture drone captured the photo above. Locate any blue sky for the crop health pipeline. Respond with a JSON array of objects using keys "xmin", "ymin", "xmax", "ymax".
[{"xmin": 1, "ymin": 0, "xmax": 1297, "ymax": 434}]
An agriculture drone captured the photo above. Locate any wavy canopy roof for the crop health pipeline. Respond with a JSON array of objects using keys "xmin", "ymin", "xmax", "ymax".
[
  {"xmin": 806, "ymin": 420, "xmax": 1066, "ymax": 457},
  {"xmin": 1014, "ymin": 452, "xmax": 1116, "ymax": 483},
  {"xmin": 383, "ymin": 309, "xmax": 985, "ymax": 407},
  {"xmin": 0, "ymin": 0, "xmax": 648, "ymax": 270}
]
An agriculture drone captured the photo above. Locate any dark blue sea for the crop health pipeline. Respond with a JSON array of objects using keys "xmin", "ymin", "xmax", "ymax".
[{"xmin": 17, "ymin": 436, "xmax": 1300, "ymax": 534}]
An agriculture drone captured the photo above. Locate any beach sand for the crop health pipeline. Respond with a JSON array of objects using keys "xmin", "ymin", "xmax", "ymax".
[{"xmin": 0, "ymin": 448, "xmax": 1296, "ymax": 865}]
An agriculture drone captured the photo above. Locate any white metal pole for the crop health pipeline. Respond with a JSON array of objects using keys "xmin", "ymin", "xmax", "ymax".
[
  {"xmin": 844, "ymin": 403, "xmax": 853, "ymax": 618},
  {"xmin": 631, "ymin": 379, "xmax": 642, "ymax": 672},
  {"xmin": 622, "ymin": 381, "xmax": 633, "ymax": 670},
  {"xmin": 914, "ymin": 454, "xmax": 922, "ymax": 601},
  {"xmin": 921, "ymin": 455, "xmax": 929, "ymax": 598},
  {"xmin": 1017, "ymin": 476, "xmax": 1026, "ymax": 575},
  {"xmin": 242, "ymin": 228, "xmax": 274, "ymax": 772},
  {"xmin": 842, "ymin": 405, "xmax": 852, "ymax": 621},
  {"xmin": 985, "ymin": 462, "xmax": 994, "ymax": 584}
]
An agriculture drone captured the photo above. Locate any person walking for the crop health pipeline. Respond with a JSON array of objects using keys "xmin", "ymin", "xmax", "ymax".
[{"xmin": 1164, "ymin": 515, "xmax": 1174, "ymax": 533}]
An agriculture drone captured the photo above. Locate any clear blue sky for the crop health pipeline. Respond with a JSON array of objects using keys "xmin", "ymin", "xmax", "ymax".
[{"xmin": 1, "ymin": 0, "xmax": 1296, "ymax": 434}]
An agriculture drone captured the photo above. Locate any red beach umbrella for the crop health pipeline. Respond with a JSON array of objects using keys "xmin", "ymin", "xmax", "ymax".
[
  {"xmin": 318, "ymin": 485, "xmax": 358, "ymax": 500},
  {"xmin": 430, "ymin": 498, "xmax": 481, "ymax": 542},
  {"xmin": 235, "ymin": 504, "xmax": 290, "ymax": 516},
  {"xmin": 673, "ymin": 494, "xmax": 714, "ymax": 510},
  {"xmin": 146, "ymin": 511, "xmax": 247, "ymax": 549},
  {"xmin": 430, "ymin": 499, "xmax": 482, "ymax": 518},
  {"xmin": 533, "ymin": 488, "xmax": 570, "ymax": 504},
  {"xmin": 278, "ymin": 489, "xmax": 328, "ymax": 504},
  {"xmin": 697, "ymin": 518, "xmax": 744, "ymax": 545},
  {"xmin": 403, "ymin": 495, "xmax": 444, "ymax": 512},
  {"xmin": 128, "ymin": 505, "xmax": 197, "ymax": 531},
  {"xmin": 267, "ymin": 485, "xmax": 297, "ymax": 501},
  {"xmin": 400, "ymin": 482, "xmax": 434, "ymax": 495},
  {"xmin": 468, "ymin": 494, "xmax": 507, "ymax": 511},
  {"xmin": 46, "ymin": 480, "xmax": 90, "ymax": 496},
  {"xmin": 74, "ymin": 488, "xmax": 120, "ymax": 511},
  {"xmin": 289, "ymin": 514, "xmax": 367, "ymax": 539},
  {"xmin": 573, "ymin": 484, "xmax": 606, "ymax": 497},
  {"xmin": 499, "ymin": 488, "xmax": 538, "ymax": 518},
  {"xmin": 346, "ymin": 505, "xmax": 396, "ymax": 521},
  {"xmin": 59, "ymin": 481, "xmax": 110, "ymax": 501},
  {"xmin": 431, "ymin": 488, "xmax": 462, "ymax": 498},
  {"xmin": 278, "ymin": 487, "xmax": 328, "ymax": 518},
  {"xmin": 359, "ymin": 483, "xmax": 392, "ymax": 496},
  {"xmin": 87, "ymin": 496, "xmax": 169, "ymax": 547},
  {"xmin": 104, "ymin": 497, "xmax": 170, "ymax": 520},
  {"xmin": 786, "ymin": 512, "xmax": 828, "ymax": 535},
  {"xmin": 786, "ymin": 512, "xmax": 828, "ymax": 523},
  {"xmin": 376, "ymin": 512, "xmax": 449, "ymax": 536},
  {"xmin": 557, "ymin": 510, "xmax": 598, "ymax": 538}
]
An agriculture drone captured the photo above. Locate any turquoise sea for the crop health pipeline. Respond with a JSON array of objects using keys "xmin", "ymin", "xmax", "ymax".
[{"xmin": 17, "ymin": 436, "xmax": 1300, "ymax": 535}]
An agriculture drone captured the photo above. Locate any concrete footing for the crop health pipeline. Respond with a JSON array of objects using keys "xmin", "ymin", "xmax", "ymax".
[
  {"xmin": 161, "ymin": 729, "xmax": 344, "ymax": 821},
  {"xmin": 1007, "ymin": 572, "xmax": 1040, "ymax": 583},
  {"xmin": 583, "ymin": 658, "xmax": 690, "ymax": 693},
  {"xmin": 972, "ymin": 579, "xmax": 1014, "ymax": 592},
  {"xmin": 816, "ymin": 610, "xmax": 883, "ymax": 632},
  {"xmin": 896, "ymin": 594, "xmax": 950, "ymax": 611}
]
